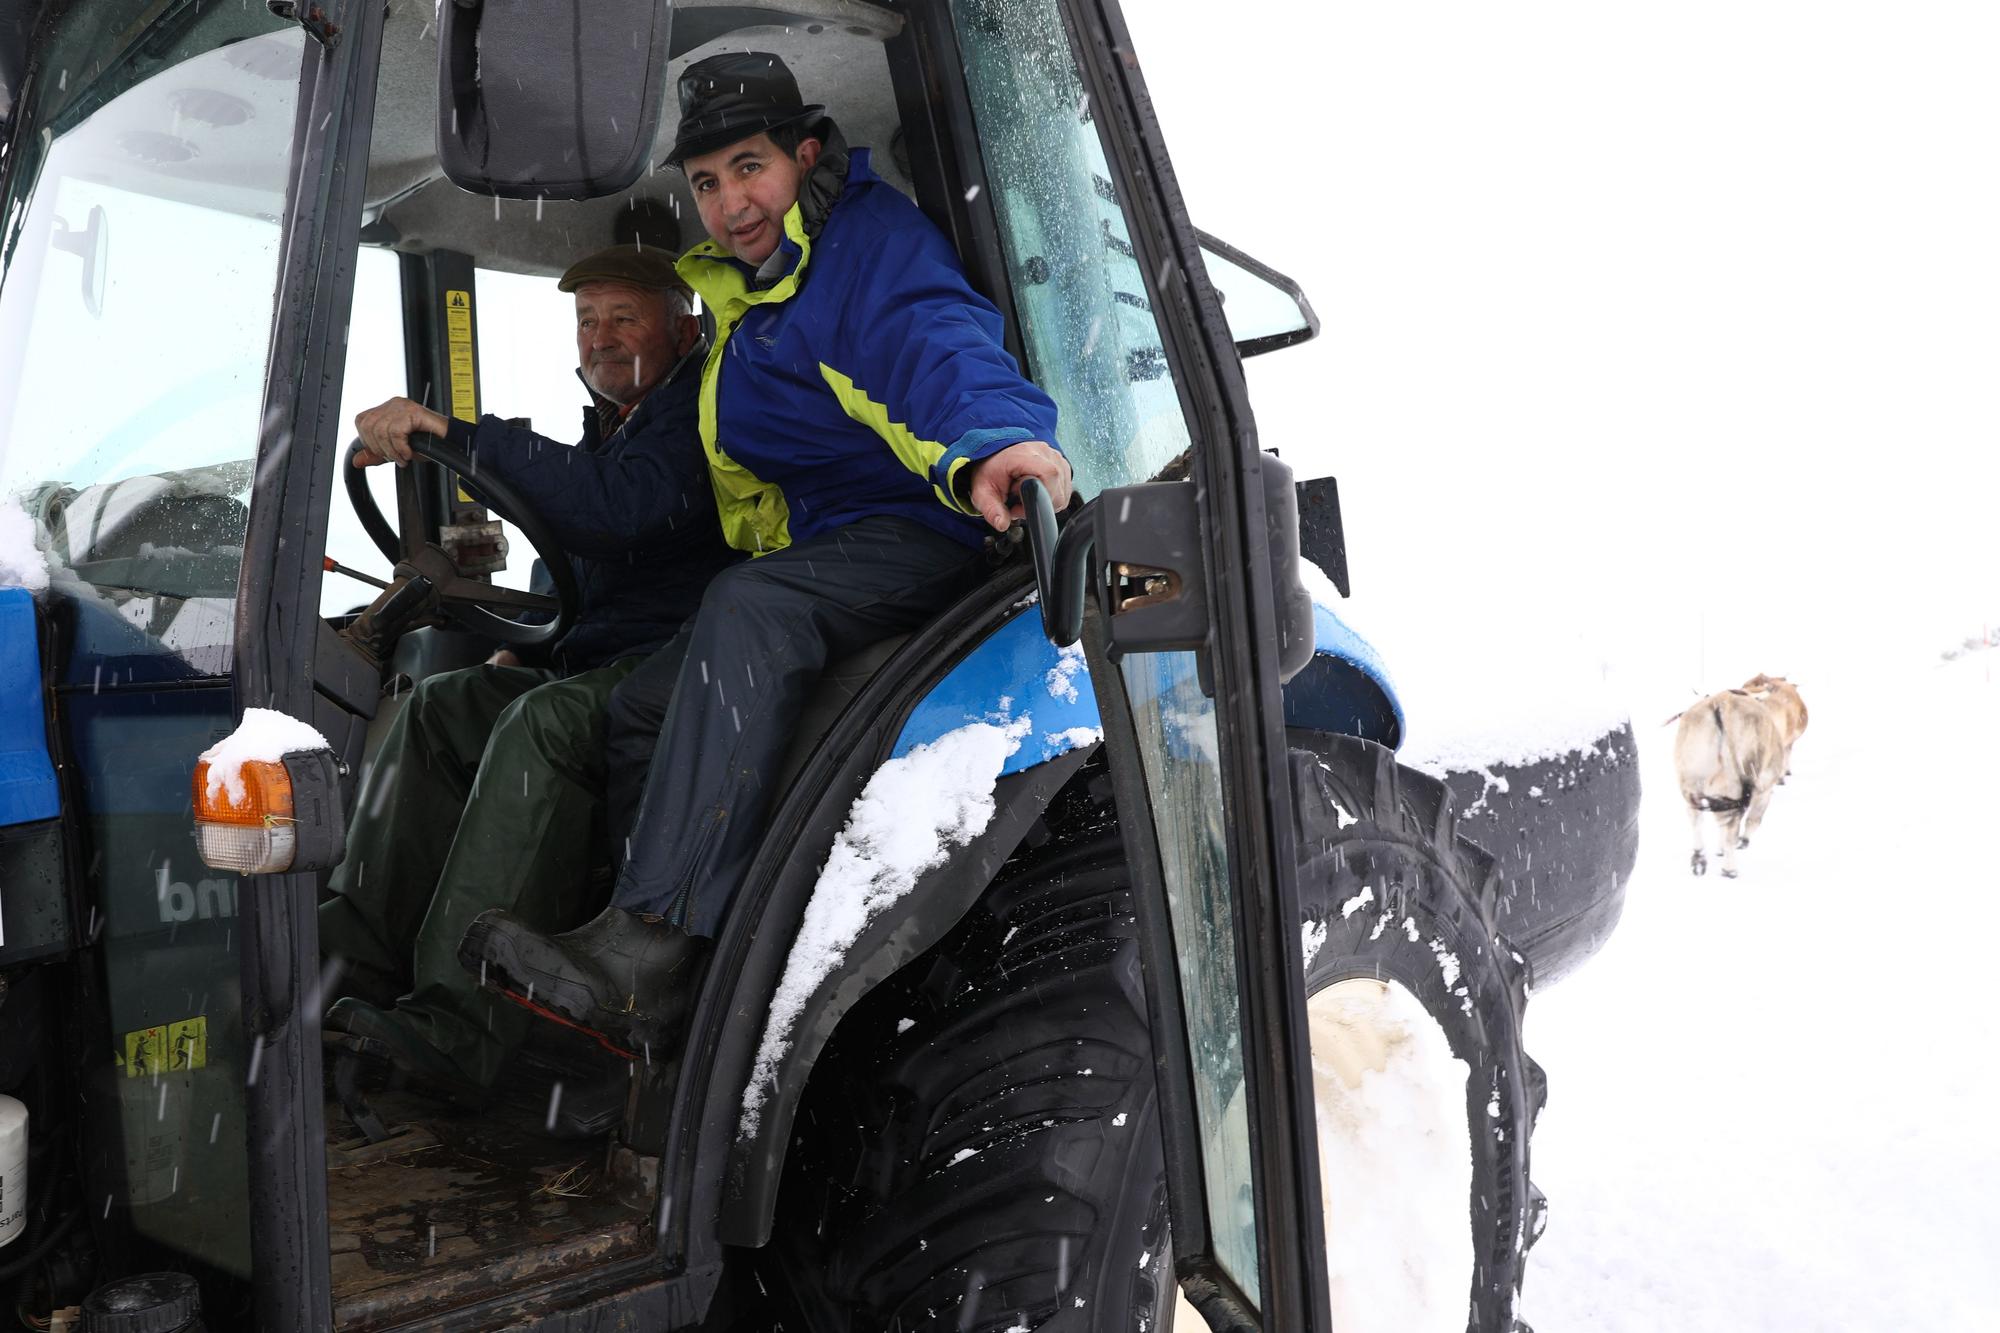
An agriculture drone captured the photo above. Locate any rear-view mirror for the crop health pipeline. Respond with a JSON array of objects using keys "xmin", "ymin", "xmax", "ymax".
[
  {"xmin": 436, "ymin": 0, "xmax": 673, "ymax": 200},
  {"xmin": 51, "ymin": 204, "xmax": 109, "ymax": 318},
  {"xmin": 1197, "ymin": 229, "xmax": 1319, "ymax": 357}
]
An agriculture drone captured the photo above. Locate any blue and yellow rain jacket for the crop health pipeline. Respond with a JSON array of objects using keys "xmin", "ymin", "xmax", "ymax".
[{"xmin": 676, "ymin": 148, "xmax": 1061, "ymax": 554}]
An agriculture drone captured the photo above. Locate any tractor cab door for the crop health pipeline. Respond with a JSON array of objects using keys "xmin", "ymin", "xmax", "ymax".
[
  {"xmin": 0, "ymin": 0, "xmax": 342, "ymax": 1322},
  {"xmin": 946, "ymin": 0, "xmax": 1333, "ymax": 1327}
]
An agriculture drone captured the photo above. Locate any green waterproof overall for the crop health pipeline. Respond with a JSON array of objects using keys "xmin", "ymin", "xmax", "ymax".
[{"xmin": 316, "ymin": 655, "xmax": 655, "ymax": 1088}]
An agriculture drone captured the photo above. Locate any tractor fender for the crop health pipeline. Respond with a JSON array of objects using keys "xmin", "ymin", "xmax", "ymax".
[
  {"xmin": 1282, "ymin": 601, "xmax": 1405, "ymax": 749},
  {"xmin": 712, "ymin": 597, "xmax": 1400, "ymax": 1243},
  {"xmin": 714, "ymin": 604, "xmax": 1103, "ymax": 1246}
]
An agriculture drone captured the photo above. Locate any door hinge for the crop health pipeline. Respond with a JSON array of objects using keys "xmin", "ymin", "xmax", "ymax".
[{"xmin": 266, "ymin": 1, "xmax": 340, "ymax": 49}]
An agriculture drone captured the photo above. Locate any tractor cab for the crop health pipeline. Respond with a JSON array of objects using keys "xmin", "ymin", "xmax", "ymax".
[{"xmin": 0, "ymin": 2, "xmax": 1427, "ymax": 1331}]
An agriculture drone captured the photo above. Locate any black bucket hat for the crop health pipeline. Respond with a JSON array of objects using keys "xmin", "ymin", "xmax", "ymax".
[{"xmin": 664, "ymin": 51, "xmax": 825, "ymax": 167}]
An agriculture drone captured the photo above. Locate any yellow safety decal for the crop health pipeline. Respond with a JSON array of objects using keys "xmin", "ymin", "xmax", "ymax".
[
  {"xmin": 445, "ymin": 288, "xmax": 478, "ymax": 424},
  {"xmin": 120, "ymin": 1016, "xmax": 208, "ymax": 1078},
  {"xmin": 445, "ymin": 288, "xmax": 479, "ymax": 501},
  {"xmin": 168, "ymin": 1017, "xmax": 208, "ymax": 1072},
  {"xmin": 122, "ymin": 1026, "xmax": 167, "ymax": 1078}
]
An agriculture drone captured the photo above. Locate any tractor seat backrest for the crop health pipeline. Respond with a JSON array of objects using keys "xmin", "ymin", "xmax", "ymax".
[{"xmin": 770, "ymin": 633, "xmax": 912, "ymax": 802}]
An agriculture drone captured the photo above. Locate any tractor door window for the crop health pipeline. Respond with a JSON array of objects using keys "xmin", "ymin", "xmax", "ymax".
[
  {"xmin": 321, "ymin": 246, "xmax": 408, "ymax": 616},
  {"xmin": 475, "ymin": 265, "xmax": 594, "ymax": 594},
  {"xmin": 0, "ymin": 25, "xmax": 305, "ymax": 678},
  {"xmin": 953, "ymin": 0, "xmax": 1192, "ymax": 501},
  {"xmin": 954, "ymin": 0, "xmax": 1266, "ymax": 1306},
  {"xmin": 0, "ymin": 6, "xmax": 306, "ymax": 1285}
]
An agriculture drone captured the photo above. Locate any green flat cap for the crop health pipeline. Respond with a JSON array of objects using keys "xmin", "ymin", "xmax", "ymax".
[{"xmin": 558, "ymin": 243, "xmax": 691, "ymax": 299}]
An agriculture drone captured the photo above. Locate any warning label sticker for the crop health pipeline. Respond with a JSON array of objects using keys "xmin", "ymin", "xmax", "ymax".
[
  {"xmin": 445, "ymin": 288, "xmax": 478, "ymax": 422},
  {"xmin": 121, "ymin": 1016, "xmax": 208, "ymax": 1078}
]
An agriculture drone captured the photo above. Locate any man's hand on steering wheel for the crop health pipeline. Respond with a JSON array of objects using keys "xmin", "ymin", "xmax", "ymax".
[
  {"xmin": 353, "ymin": 397, "xmax": 452, "ymax": 467},
  {"xmin": 340, "ymin": 410, "xmax": 579, "ymax": 653}
]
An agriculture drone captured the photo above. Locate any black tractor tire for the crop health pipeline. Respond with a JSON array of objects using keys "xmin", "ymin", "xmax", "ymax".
[
  {"xmin": 772, "ymin": 738, "xmax": 1545, "ymax": 1333},
  {"xmin": 768, "ymin": 768, "xmax": 1171, "ymax": 1332},
  {"xmin": 1292, "ymin": 735, "xmax": 1547, "ymax": 1332}
]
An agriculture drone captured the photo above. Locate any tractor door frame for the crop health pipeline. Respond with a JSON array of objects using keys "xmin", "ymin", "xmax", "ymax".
[
  {"xmin": 1050, "ymin": 0, "xmax": 1335, "ymax": 1328},
  {"xmin": 232, "ymin": 2, "xmax": 387, "ymax": 1329}
]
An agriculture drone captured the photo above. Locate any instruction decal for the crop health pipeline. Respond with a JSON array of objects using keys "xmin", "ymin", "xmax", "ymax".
[
  {"xmin": 120, "ymin": 1015, "xmax": 209, "ymax": 1078},
  {"xmin": 445, "ymin": 288, "xmax": 478, "ymax": 423}
]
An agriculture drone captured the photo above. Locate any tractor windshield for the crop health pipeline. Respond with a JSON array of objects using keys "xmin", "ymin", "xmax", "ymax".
[
  {"xmin": 0, "ymin": 2, "xmax": 302, "ymax": 678},
  {"xmin": 955, "ymin": 0, "xmax": 1192, "ymax": 498}
]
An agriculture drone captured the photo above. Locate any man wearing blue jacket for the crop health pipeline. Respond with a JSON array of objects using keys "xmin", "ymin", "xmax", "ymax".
[
  {"xmin": 318, "ymin": 246, "xmax": 741, "ymax": 1098},
  {"xmin": 462, "ymin": 52, "xmax": 1074, "ymax": 1058}
]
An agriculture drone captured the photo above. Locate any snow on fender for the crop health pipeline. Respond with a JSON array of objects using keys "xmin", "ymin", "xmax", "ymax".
[{"xmin": 741, "ymin": 713, "xmax": 1032, "ymax": 1138}]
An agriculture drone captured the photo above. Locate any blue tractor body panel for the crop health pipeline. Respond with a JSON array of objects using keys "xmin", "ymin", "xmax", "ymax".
[
  {"xmin": 0, "ymin": 587, "xmax": 59, "ymax": 827},
  {"xmin": 891, "ymin": 608, "xmax": 1102, "ymax": 773},
  {"xmin": 891, "ymin": 598, "xmax": 1404, "ymax": 766},
  {"xmin": 1283, "ymin": 602, "xmax": 1404, "ymax": 749}
]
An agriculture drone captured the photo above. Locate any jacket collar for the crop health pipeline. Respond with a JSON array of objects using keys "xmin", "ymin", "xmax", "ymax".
[
  {"xmin": 678, "ymin": 144, "xmax": 882, "ymax": 302},
  {"xmin": 752, "ymin": 123, "xmax": 852, "ymax": 285},
  {"xmin": 576, "ymin": 338, "xmax": 707, "ymax": 443}
]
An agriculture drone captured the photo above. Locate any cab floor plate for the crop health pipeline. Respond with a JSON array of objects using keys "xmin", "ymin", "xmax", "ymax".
[{"xmin": 326, "ymin": 1089, "xmax": 647, "ymax": 1331}]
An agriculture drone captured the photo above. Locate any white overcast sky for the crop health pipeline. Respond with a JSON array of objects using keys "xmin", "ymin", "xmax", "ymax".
[{"xmin": 1125, "ymin": 1, "xmax": 2000, "ymax": 689}]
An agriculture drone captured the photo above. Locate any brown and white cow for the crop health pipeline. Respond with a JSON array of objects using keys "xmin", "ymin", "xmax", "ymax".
[
  {"xmin": 1742, "ymin": 672, "xmax": 1808, "ymax": 777},
  {"xmin": 1673, "ymin": 689, "xmax": 1786, "ymax": 878}
]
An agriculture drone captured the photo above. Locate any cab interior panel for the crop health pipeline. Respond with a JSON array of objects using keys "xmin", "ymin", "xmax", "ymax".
[{"xmin": 362, "ymin": 0, "xmax": 913, "ymax": 278}]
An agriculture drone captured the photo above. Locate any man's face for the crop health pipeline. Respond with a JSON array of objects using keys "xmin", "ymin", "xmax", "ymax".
[
  {"xmin": 574, "ymin": 281, "xmax": 695, "ymax": 405},
  {"xmin": 685, "ymin": 131, "xmax": 822, "ymax": 266}
]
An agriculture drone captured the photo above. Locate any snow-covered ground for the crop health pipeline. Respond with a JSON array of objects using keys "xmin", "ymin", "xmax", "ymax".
[
  {"xmin": 1517, "ymin": 643, "xmax": 2000, "ymax": 1332},
  {"xmin": 1121, "ymin": 4, "xmax": 2000, "ymax": 1324}
]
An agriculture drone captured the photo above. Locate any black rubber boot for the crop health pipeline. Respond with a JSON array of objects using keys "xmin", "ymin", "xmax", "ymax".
[
  {"xmin": 458, "ymin": 906, "xmax": 708, "ymax": 1059},
  {"xmin": 323, "ymin": 997, "xmax": 486, "ymax": 1109}
]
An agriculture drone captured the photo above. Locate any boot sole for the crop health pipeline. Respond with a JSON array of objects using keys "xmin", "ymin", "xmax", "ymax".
[
  {"xmin": 459, "ymin": 919, "xmax": 641, "ymax": 1061},
  {"xmin": 458, "ymin": 917, "xmax": 605, "ymax": 1023},
  {"xmin": 494, "ymin": 987, "xmax": 639, "ymax": 1062}
]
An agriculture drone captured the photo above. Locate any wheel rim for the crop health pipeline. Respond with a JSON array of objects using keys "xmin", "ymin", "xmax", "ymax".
[
  {"xmin": 1166, "ymin": 978, "xmax": 1475, "ymax": 1332},
  {"xmin": 1311, "ymin": 977, "xmax": 1475, "ymax": 1332}
]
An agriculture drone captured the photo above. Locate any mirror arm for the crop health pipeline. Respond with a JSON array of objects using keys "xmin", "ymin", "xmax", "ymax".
[{"xmin": 1020, "ymin": 478, "xmax": 1099, "ymax": 648}]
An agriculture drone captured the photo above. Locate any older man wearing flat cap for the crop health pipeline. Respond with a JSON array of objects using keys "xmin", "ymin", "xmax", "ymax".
[
  {"xmin": 316, "ymin": 244, "xmax": 741, "ymax": 1102},
  {"xmin": 462, "ymin": 51, "xmax": 1074, "ymax": 1065}
]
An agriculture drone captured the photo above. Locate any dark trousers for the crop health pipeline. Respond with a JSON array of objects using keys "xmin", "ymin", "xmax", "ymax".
[
  {"xmin": 317, "ymin": 659, "xmax": 637, "ymax": 1084},
  {"xmin": 605, "ymin": 516, "xmax": 981, "ymax": 935}
]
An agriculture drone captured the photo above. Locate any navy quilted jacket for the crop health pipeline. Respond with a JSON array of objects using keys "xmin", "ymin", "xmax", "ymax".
[{"xmin": 446, "ymin": 356, "xmax": 741, "ymax": 671}]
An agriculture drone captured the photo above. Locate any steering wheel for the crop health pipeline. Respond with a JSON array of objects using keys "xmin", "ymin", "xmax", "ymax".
[{"xmin": 341, "ymin": 433, "xmax": 579, "ymax": 648}]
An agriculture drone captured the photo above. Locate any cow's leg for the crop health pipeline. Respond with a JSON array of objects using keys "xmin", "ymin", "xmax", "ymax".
[
  {"xmin": 1718, "ymin": 809, "xmax": 1745, "ymax": 877},
  {"xmin": 1686, "ymin": 802, "xmax": 1709, "ymax": 876},
  {"xmin": 1743, "ymin": 784, "xmax": 1777, "ymax": 848}
]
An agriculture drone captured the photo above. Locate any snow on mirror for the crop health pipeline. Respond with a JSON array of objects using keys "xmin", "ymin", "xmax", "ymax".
[{"xmin": 1196, "ymin": 230, "xmax": 1319, "ymax": 357}]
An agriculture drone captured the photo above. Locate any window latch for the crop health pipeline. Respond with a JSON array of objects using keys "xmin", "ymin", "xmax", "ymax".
[{"xmin": 265, "ymin": 1, "xmax": 340, "ymax": 49}]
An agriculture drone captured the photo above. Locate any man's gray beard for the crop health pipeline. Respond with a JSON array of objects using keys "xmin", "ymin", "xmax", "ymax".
[{"xmin": 587, "ymin": 364, "xmax": 641, "ymax": 405}]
